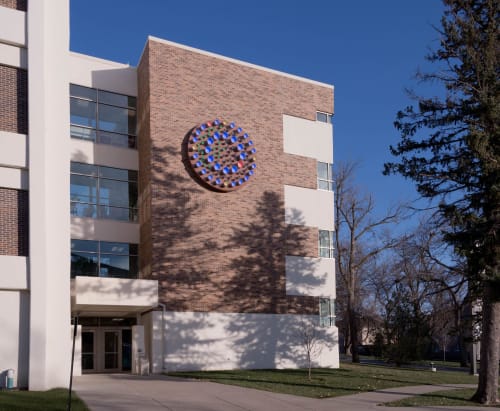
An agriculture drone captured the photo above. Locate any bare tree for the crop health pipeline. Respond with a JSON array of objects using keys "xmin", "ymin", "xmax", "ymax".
[
  {"xmin": 334, "ymin": 162, "xmax": 403, "ymax": 363},
  {"xmin": 296, "ymin": 320, "xmax": 323, "ymax": 381}
]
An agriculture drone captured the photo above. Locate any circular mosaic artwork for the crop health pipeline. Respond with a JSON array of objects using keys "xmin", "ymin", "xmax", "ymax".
[{"xmin": 186, "ymin": 119, "xmax": 257, "ymax": 192}]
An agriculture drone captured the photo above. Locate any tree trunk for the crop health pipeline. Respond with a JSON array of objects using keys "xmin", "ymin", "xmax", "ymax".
[
  {"xmin": 471, "ymin": 282, "xmax": 500, "ymax": 405},
  {"xmin": 349, "ymin": 308, "xmax": 360, "ymax": 363}
]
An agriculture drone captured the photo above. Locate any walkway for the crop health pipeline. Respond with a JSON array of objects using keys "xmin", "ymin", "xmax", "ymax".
[{"xmin": 74, "ymin": 374, "xmax": 498, "ymax": 411}]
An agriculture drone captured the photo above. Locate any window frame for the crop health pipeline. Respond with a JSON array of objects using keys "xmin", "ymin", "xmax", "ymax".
[
  {"xmin": 319, "ymin": 297, "xmax": 335, "ymax": 327},
  {"xmin": 319, "ymin": 229, "xmax": 335, "ymax": 259},
  {"xmin": 70, "ymin": 162, "xmax": 138, "ymax": 222},
  {"xmin": 71, "ymin": 239, "xmax": 139, "ymax": 279},
  {"xmin": 316, "ymin": 111, "xmax": 333, "ymax": 124},
  {"xmin": 70, "ymin": 84, "xmax": 137, "ymax": 149},
  {"xmin": 317, "ymin": 161, "xmax": 334, "ymax": 191}
]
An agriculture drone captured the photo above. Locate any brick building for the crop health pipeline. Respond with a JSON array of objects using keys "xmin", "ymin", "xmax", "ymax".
[{"xmin": 0, "ymin": 0, "xmax": 338, "ymax": 390}]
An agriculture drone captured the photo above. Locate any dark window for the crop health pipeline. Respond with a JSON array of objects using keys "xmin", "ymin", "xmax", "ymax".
[
  {"xmin": 70, "ymin": 84, "xmax": 137, "ymax": 149},
  {"xmin": 70, "ymin": 162, "xmax": 138, "ymax": 222},
  {"xmin": 71, "ymin": 239, "xmax": 138, "ymax": 279}
]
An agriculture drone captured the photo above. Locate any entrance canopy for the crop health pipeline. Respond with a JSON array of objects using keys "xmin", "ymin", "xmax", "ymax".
[{"xmin": 71, "ymin": 276, "xmax": 158, "ymax": 317}]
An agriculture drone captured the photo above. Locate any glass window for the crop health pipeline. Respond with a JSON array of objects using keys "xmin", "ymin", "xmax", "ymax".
[
  {"xmin": 70, "ymin": 162, "xmax": 138, "ymax": 222},
  {"xmin": 70, "ymin": 98, "xmax": 97, "ymax": 128},
  {"xmin": 71, "ymin": 125, "xmax": 97, "ymax": 142},
  {"xmin": 316, "ymin": 111, "xmax": 333, "ymax": 124},
  {"xmin": 98, "ymin": 104, "xmax": 135, "ymax": 135},
  {"xmin": 70, "ymin": 84, "xmax": 137, "ymax": 149},
  {"xmin": 319, "ymin": 298, "xmax": 335, "ymax": 327},
  {"xmin": 98, "ymin": 89, "xmax": 136, "ymax": 109},
  {"xmin": 317, "ymin": 162, "xmax": 333, "ymax": 191},
  {"xmin": 99, "ymin": 131, "xmax": 134, "ymax": 149},
  {"xmin": 70, "ymin": 84, "xmax": 97, "ymax": 101},
  {"xmin": 319, "ymin": 230, "xmax": 334, "ymax": 258},
  {"xmin": 70, "ymin": 239, "xmax": 138, "ymax": 279}
]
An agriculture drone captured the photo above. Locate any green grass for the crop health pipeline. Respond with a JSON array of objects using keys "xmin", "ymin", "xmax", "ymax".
[
  {"xmin": 167, "ymin": 363, "xmax": 477, "ymax": 399},
  {"xmin": 386, "ymin": 388, "xmax": 500, "ymax": 407},
  {"xmin": 0, "ymin": 388, "xmax": 88, "ymax": 411}
]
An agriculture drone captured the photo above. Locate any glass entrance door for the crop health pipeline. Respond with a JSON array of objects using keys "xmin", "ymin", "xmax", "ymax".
[
  {"xmin": 103, "ymin": 330, "xmax": 121, "ymax": 371},
  {"xmin": 81, "ymin": 327, "xmax": 129, "ymax": 373},
  {"xmin": 81, "ymin": 331, "xmax": 95, "ymax": 372}
]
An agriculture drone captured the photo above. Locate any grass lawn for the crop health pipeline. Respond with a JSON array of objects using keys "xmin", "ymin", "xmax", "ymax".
[
  {"xmin": 0, "ymin": 388, "xmax": 88, "ymax": 411},
  {"xmin": 386, "ymin": 388, "xmax": 500, "ymax": 407},
  {"xmin": 167, "ymin": 362, "xmax": 477, "ymax": 399}
]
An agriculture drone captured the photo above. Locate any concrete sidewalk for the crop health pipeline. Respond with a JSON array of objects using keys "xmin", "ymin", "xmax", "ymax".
[{"xmin": 74, "ymin": 374, "xmax": 499, "ymax": 411}]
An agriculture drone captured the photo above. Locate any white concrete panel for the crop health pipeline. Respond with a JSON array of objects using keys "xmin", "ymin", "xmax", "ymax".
[
  {"xmin": 0, "ymin": 167, "xmax": 28, "ymax": 189},
  {"xmin": 0, "ymin": 6, "xmax": 26, "ymax": 47},
  {"xmin": 162, "ymin": 312, "xmax": 339, "ymax": 372},
  {"xmin": 0, "ymin": 255, "xmax": 28, "ymax": 289},
  {"xmin": 144, "ymin": 311, "xmax": 164, "ymax": 374},
  {"xmin": 71, "ymin": 139, "xmax": 138, "ymax": 170},
  {"xmin": 27, "ymin": 0, "xmax": 71, "ymax": 390},
  {"xmin": 0, "ymin": 43, "xmax": 27, "ymax": 68},
  {"xmin": 0, "ymin": 131, "xmax": 27, "ymax": 168},
  {"xmin": 71, "ymin": 217, "xmax": 140, "ymax": 243},
  {"xmin": 283, "ymin": 115, "xmax": 333, "ymax": 163},
  {"xmin": 285, "ymin": 185, "xmax": 334, "ymax": 230},
  {"xmin": 0, "ymin": 290, "xmax": 29, "ymax": 388},
  {"xmin": 73, "ymin": 277, "xmax": 158, "ymax": 312},
  {"xmin": 69, "ymin": 52, "xmax": 137, "ymax": 96},
  {"xmin": 286, "ymin": 256, "xmax": 335, "ymax": 297},
  {"xmin": 71, "ymin": 325, "xmax": 82, "ymax": 377}
]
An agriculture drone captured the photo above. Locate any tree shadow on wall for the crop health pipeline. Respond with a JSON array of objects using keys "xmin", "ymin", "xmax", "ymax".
[
  {"xmin": 148, "ymin": 144, "xmax": 214, "ymax": 310},
  {"xmin": 224, "ymin": 191, "xmax": 327, "ymax": 369}
]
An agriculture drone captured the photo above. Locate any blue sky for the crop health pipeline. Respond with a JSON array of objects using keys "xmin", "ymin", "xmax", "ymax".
[{"xmin": 70, "ymin": 0, "xmax": 445, "ymax": 224}]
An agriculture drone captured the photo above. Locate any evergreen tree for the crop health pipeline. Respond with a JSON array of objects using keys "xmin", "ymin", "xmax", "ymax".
[{"xmin": 384, "ymin": 0, "xmax": 499, "ymax": 404}]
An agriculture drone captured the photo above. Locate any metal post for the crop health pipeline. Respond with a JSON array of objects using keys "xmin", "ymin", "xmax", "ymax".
[{"xmin": 68, "ymin": 315, "xmax": 78, "ymax": 411}]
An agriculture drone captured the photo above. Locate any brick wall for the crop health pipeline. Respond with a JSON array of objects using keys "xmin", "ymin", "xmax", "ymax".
[
  {"xmin": 0, "ymin": 0, "xmax": 27, "ymax": 11},
  {"xmin": 0, "ymin": 65, "xmax": 28, "ymax": 134},
  {"xmin": 138, "ymin": 39, "xmax": 333, "ymax": 315},
  {"xmin": 0, "ymin": 188, "xmax": 28, "ymax": 256}
]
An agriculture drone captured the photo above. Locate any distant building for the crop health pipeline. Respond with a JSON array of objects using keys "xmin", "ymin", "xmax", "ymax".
[{"xmin": 0, "ymin": 0, "xmax": 338, "ymax": 390}]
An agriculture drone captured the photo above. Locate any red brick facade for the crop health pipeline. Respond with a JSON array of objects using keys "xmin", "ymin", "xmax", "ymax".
[
  {"xmin": 138, "ymin": 39, "xmax": 333, "ymax": 315},
  {"xmin": 0, "ymin": 65, "xmax": 28, "ymax": 134},
  {"xmin": 0, "ymin": 188, "xmax": 28, "ymax": 256},
  {"xmin": 0, "ymin": 0, "xmax": 26, "ymax": 11}
]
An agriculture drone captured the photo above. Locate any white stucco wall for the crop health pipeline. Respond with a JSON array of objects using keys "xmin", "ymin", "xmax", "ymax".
[
  {"xmin": 0, "ymin": 291, "xmax": 29, "ymax": 388},
  {"xmin": 73, "ymin": 277, "xmax": 158, "ymax": 312},
  {"xmin": 0, "ymin": 6, "xmax": 26, "ymax": 47},
  {"xmin": 284, "ymin": 185, "xmax": 334, "ymax": 230},
  {"xmin": 0, "ymin": 256, "xmax": 28, "ymax": 289},
  {"xmin": 70, "ymin": 139, "xmax": 138, "ymax": 171},
  {"xmin": 0, "ymin": 131, "xmax": 27, "ymax": 169},
  {"xmin": 0, "ymin": 42, "xmax": 27, "ymax": 68},
  {"xmin": 71, "ymin": 217, "xmax": 140, "ymax": 243},
  {"xmin": 151, "ymin": 311, "xmax": 338, "ymax": 372},
  {"xmin": 69, "ymin": 52, "xmax": 137, "ymax": 96},
  {"xmin": 283, "ymin": 115, "xmax": 333, "ymax": 163},
  {"xmin": 285, "ymin": 256, "xmax": 335, "ymax": 297},
  {"xmin": 27, "ymin": 0, "xmax": 71, "ymax": 390}
]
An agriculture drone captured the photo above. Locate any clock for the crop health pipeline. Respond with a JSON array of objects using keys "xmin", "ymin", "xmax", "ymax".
[{"xmin": 186, "ymin": 119, "xmax": 257, "ymax": 192}]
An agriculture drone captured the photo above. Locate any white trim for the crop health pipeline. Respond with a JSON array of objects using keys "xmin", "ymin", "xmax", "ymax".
[
  {"xmin": 70, "ymin": 139, "xmax": 138, "ymax": 170},
  {"xmin": 0, "ymin": 256, "xmax": 28, "ymax": 290},
  {"xmin": 0, "ymin": 131, "xmax": 28, "ymax": 168},
  {"xmin": 0, "ymin": 6, "xmax": 26, "ymax": 47},
  {"xmin": 0, "ymin": 167, "xmax": 28, "ymax": 190},
  {"xmin": 0, "ymin": 43, "xmax": 27, "ymax": 68},
  {"xmin": 285, "ymin": 255, "xmax": 335, "ymax": 297},
  {"xmin": 71, "ymin": 217, "xmax": 140, "ymax": 243},
  {"xmin": 147, "ymin": 36, "xmax": 334, "ymax": 90}
]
